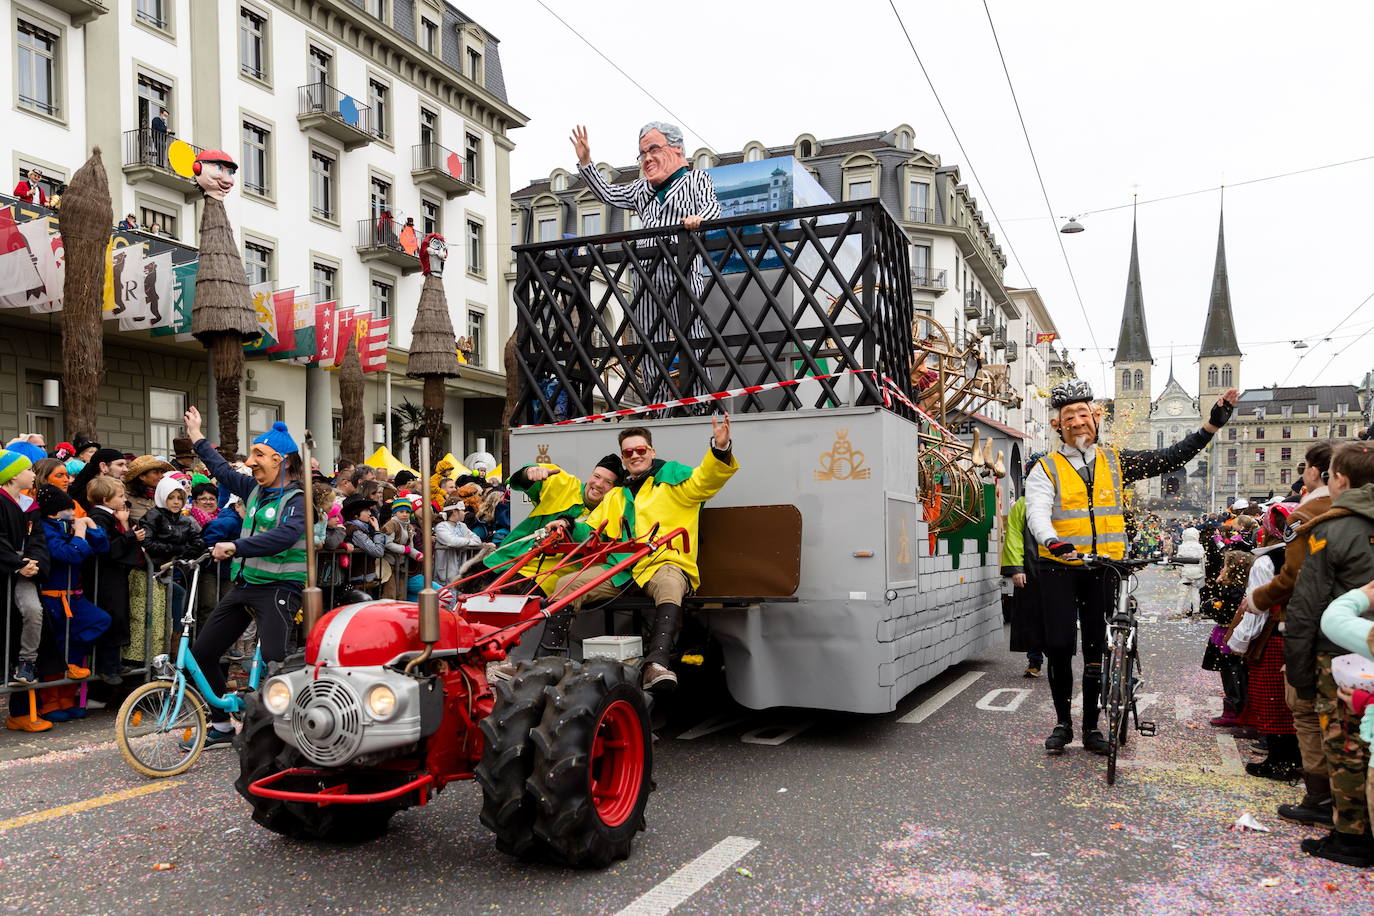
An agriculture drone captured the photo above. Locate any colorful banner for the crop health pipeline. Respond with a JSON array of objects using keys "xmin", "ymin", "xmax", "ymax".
[
  {"xmin": 1, "ymin": 220, "xmax": 62, "ymax": 312},
  {"xmin": 151, "ymin": 261, "xmax": 198, "ymax": 339},
  {"xmin": 243, "ymin": 282, "xmax": 278, "ymax": 354},
  {"xmin": 1035, "ymin": 332, "xmax": 1058, "ymax": 344},
  {"xmin": 143, "ymin": 251, "xmax": 176, "ymax": 331},
  {"xmin": 0, "ymin": 207, "xmax": 44, "ymax": 299},
  {"xmin": 113, "ymin": 245, "xmax": 148, "ymax": 330},
  {"xmin": 308, "ymin": 300, "xmax": 337, "ymax": 367},
  {"xmin": 265, "ymin": 290, "xmax": 298, "ymax": 355},
  {"xmin": 270, "ymin": 294, "xmax": 317, "ymax": 362},
  {"xmin": 360, "ymin": 314, "xmax": 390, "ymax": 373}
]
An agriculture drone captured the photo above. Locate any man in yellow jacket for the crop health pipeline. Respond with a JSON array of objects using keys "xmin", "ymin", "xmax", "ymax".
[{"xmin": 547, "ymin": 414, "xmax": 738, "ymax": 691}]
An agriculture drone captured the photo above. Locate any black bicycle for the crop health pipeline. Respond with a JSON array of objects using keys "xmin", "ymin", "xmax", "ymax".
[{"xmin": 1080, "ymin": 553, "xmax": 1199, "ymax": 785}]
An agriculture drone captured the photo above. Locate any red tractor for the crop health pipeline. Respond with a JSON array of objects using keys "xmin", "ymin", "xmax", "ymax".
[{"xmin": 234, "ymin": 524, "xmax": 683, "ymax": 868}]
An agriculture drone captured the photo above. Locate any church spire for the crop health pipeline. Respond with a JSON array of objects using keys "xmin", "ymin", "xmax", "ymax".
[
  {"xmin": 1199, "ymin": 199, "xmax": 1240, "ymax": 358},
  {"xmin": 1114, "ymin": 203, "xmax": 1152, "ymax": 363}
]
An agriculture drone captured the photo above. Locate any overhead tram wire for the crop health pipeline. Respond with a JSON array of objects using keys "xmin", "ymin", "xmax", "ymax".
[
  {"xmin": 1280, "ymin": 289, "xmax": 1374, "ymax": 386},
  {"xmin": 533, "ymin": 0, "xmax": 716, "ymax": 153},
  {"xmin": 979, "ymin": 0, "xmax": 1103, "ymax": 390}
]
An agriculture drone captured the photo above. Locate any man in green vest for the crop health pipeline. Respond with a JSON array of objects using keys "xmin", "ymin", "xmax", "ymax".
[{"xmin": 183, "ymin": 406, "xmax": 307, "ymax": 748}]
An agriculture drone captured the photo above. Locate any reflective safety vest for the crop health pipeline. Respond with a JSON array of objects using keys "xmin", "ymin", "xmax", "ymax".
[
  {"xmin": 1035, "ymin": 448, "xmax": 1128, "ymax": 564},
  {"xmin": 232, "ymin": 483, "xmax": 308, "ymax": 585}
]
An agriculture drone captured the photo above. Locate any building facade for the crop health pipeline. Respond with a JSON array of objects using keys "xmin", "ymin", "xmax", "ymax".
[
  {"xmin": 509, "ymin": 125, "xmax": 1025, "ymax": 429},
  {"xmin": 2, "ymin": 0, "xmax": 526, "ymax": 465},
  {"xmin": 1005, "ymin": 286, "xmax": 1059, "ymax": 455},
  {"xmin": 1219, "ymin": 385, "xmax": 1362, "ymax": 500}
]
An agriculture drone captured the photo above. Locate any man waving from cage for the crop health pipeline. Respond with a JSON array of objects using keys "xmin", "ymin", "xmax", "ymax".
[
  {"xmin": 1020, "ymin": 378, "xmax": 1238, "ymax": 756},
  {"xmin": 571, "ymin": 122, "xmax": 721, "ymax": 411}
]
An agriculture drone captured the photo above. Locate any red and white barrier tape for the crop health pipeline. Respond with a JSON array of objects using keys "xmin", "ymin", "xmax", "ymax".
[{"xmin": 516, "ymin": 368, "xmax": 959, "ymax": 438}]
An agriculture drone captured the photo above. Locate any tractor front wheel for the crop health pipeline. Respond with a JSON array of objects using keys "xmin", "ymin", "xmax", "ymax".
[{"xmin": 527, "ymin": 659, "xmax": 653, "ymax": 868}]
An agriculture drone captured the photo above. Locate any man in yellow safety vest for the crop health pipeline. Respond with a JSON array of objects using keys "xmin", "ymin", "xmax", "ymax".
[{"xmin": 1024, "ymin": 378, "xmax": 1238, "ymax": 755}]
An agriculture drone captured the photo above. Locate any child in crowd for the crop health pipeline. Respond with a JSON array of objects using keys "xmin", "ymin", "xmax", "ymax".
[
  {"xmin": 84, "ymin": 476, "xmax": 145, "ymax": 684},
  {"xmin": 342, "ymin": 496, "xmax": 387, "ymax": 596},
  {"xmin": 434, "ymin": 500, "xmax": 482, "ymax": 583},
  {"xmin": 139, "ymin": 477, "xmax": 204, "ymax": 638},
  {"xmin": 1203, "ymin": 548, "xmax": 1254, "ymax": 728},
  {"xmin": 0, "ymin": 449, "xmax": 49, "ymax": 732},
  {"xmin": 472, "ymin": 488, "xmax": 510, "ymax": 546},
  {"xmin": 1175, "ymin": 527, "xmax": 1205, "ymax": 616},
  {"xmin": 35, "ymin": 485, "xmax": 111, "ymax": 722},
  {"xmin": 381, "ymin": 497, "xmax": 423, "ymax": 600}
]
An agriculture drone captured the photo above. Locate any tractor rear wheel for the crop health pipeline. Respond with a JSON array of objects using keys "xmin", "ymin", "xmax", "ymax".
[
  {"xmin": 476, "ymin": 657, "xmax": 572, "ymax": 858},
  {"xmin": 233, "ymin": 693, "xmax": 401, "ymax": 843},
  {"xmin": 527, "ymin": 659, "xmax": 653, "ymax": 868}
]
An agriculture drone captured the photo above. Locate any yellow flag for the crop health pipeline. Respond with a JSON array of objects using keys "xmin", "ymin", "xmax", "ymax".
[{"xmin": 101, "ymin": 238, "xmax": 116, "ymax": 313}]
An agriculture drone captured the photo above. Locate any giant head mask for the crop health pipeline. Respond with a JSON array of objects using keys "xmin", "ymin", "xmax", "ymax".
[
  {"xmin": 419, "ymin": 233, "xmax": 448, "ymax": 277},
  {"xmin": 1046, "ymin": 378, "xmax": 1103, "ymax": 449},
  {"xmin": 194, "ymin": 150, "xmax": 239, "ymax": 199},
  {"xmin": 637, "ymin": 121, "xmax": 689, "ymax": 187}
]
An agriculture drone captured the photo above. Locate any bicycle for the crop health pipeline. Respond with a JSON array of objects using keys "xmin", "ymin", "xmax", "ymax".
[
  {"xmin": 1079, "ymin": 553, "xmax": 1200, "ymax": 785},
  {"xmin": 115, "ymin": 552, "xmax": 264, "ymax": 778}
]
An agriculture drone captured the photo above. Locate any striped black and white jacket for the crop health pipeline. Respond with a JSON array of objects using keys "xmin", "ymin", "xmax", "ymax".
[{"xmin": 576, "ymin": 162, "xmax": 721, "ymax": 232}]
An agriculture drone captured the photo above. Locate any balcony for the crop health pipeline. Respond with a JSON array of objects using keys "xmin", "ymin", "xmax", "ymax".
[
  {"xmin": 411, "ymin": 142, "xmax": 479, "ymax": 199},
  {"xmin": 356, "ymin": 217, "xmax": 420, "ymax": 274},
  {"xmin": 963, "ymin": 289, "xmax": 982, "ymax": 319},
  {"xmin": 991, "ymin": 327, "xmax": 1007, "ymax": 350},
  {"xmin": 297, "ymin": 82, "xmax": 374, "ymax": 151},
  {"xmin": 976, "ymin": 310, "xmax": 994, "ymax": 335},
  {"xmin": 47, "ymin": 0, "xmax": 107, "ymax": 25},
  {"xmin": 911, "ymin": 267, "xmax": 947, "ymax": 291},
  {"xmin": 1005, "ymin": 340, "xmax": 1018, "ymax": 363},
  {"xmin": 121, "ymin": 129, "xmax": 202, "ymax": 199},
  {"xmin": 907, "ymin": 206, "xmax": 938, "ymax": 224}
]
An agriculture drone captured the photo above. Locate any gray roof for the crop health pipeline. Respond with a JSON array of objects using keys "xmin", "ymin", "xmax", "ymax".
[
  {"xmin": 1199, "ymin": 210, "xmax": 1240, "ymax": 357},
  {"xmin": 1236, "ymin": 385, "xmax": 1360, "ymax": 415},
  {"xmin": 1114, "ymin": 218, "xmax": 1152, "ymax": 363}
]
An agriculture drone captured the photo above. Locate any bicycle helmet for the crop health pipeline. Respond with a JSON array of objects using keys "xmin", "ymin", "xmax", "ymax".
[{"xmin": 1049, "ymin": 378, "xmax": 1094, "ymax": 410}]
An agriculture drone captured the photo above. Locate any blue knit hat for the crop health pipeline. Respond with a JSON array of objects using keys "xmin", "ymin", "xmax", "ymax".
[
  {"xmin": 251, "ymin": 421, "xmax": 298, "ymax": 456},
  {"xmin": 7, "ymin": 441, "xmax": 45, "ymax": 466},
  {"xmin": 0, "ymin": 450, "xmax": 33, "ymax": 486}
]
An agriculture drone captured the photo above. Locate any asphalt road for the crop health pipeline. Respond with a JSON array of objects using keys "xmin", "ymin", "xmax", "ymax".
[{"xmin": 2, "ymin": 567, "xmax": 1372, "ymax": 915}]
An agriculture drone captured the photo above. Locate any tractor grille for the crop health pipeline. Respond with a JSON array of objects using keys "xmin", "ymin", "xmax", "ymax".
[{"xmin": 290, "ymin": 678, "xmax": 364, "ymax": 766}]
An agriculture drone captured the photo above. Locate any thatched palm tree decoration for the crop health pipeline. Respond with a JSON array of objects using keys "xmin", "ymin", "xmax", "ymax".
[
  {"xmin": 59, "ymin": 148, "xmax": 112, "ymax": 442},
  {"xmin": 338, "ymin": 332, "xmax": 365, "ymax": 463},
  {"xmin": 188, "ymin": 151, "xmax": 259, "ymax": 457},
  {"xmin": 406, "ymin": 234, "xmax": 461, "ymax": 468}
]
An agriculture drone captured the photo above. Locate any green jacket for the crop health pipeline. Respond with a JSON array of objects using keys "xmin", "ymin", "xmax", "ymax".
[{"xmin": 1000, "ymin": 498, "xmax": 1027, "ymax": 575}]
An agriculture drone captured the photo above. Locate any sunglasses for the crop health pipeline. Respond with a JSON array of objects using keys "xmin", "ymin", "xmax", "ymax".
[{"xmin": 621, "ymin": 446, "xmax": 652, "ymax": 458}]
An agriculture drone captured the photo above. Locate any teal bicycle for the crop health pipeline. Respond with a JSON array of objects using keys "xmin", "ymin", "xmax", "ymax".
[{"xmin": 115, "ymin": 553, "xmax": 264, "ymax": 778}]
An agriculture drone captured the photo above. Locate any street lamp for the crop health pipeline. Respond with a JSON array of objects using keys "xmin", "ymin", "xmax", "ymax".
[{"xmin": 1059, "ymin": 216, "xmax": 1085, "ymax": 234}]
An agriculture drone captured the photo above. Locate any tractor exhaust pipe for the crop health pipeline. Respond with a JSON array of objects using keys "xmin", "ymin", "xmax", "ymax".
[
  {"xmin": 407, "ymin": 437, "xmax": 439, "ymax": 675},
  {"xmin": 300, "ymin": 430, "xmax": 324, "ymax": 638}
]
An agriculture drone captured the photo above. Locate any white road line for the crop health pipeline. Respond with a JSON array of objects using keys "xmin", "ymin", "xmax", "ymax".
[
  {"xmin": 615, "ymin": 836, "xmax": 760, "ymax": 916},
  {"xmin": 1215, "ymin": 735, "xmax": 1246, "ymax": 776},
  {"xmin": 897, "ymin": 670, "xmax": 986, "ymax": 724}
]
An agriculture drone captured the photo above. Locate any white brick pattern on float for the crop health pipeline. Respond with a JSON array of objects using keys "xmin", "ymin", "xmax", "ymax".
[{"xmin": 516, "ymin": 367, "xmax": 955, "ymax": 437}]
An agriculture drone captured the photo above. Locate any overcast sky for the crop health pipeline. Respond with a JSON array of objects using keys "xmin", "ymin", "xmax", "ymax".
[{"xmin": 471, "ymin": 0, "xmax": 1374, "ymax": 399}]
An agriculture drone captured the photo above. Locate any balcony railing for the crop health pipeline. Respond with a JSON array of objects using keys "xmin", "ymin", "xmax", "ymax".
[
  {"xmin": 907, "ymin": 206, "xmax": 937, "ymax": 224},
  {"xmin": 1005, "ymin": 340, "xmax": 1018, "ymax": 363},
  {"xmin": 356, "ymin": 216, "xmax": 420, "ymax": 273},
  {"xmin": 297, "ymin": 82, "xmax": 374, "ymax": 150},
  {"xmin": 411, "ymin": 142, "xmax": 479, "ymax": 199},
  {"xmin": 992, "ymin": 327, "xmax": 1007, "ymax": 349},
  {"xmin": 911, "ymin": 267, "xmax": 947, "ymax": 290},
  {"xmin": 963, "ymin": 289, "xmax": 982, "ymax": 319},
  {"xmin": 121, "ymin": 128, "xmax": 202, "ymax": 197}
]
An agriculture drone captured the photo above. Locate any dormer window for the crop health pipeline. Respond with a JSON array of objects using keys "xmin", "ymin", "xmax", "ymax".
[
  {"xmin": 895, "ymin": 129, "xmax": 913, "ymax": 150},
  {"xmin": 552, "ymin": 173, "xmax": 567, "ymax": 192},
  {"xmin": 743, "ymin": 143, "xmax": 766, "ymax": 163}
]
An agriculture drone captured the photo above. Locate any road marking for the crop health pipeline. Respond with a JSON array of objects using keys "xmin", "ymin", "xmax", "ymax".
[
  {"xmin": 615, "ymin": 836, "xmax": 760, "ymax": 916},
  {"xmin": 898, "ymin": 670, "xmax": 985, "ymax": 724},
  {"xmin": 1215, "ymin": 735, "xmax": 1246, "ymax": 776},
  {"xmin": 677, "ymin": 714, "xmax": 748, "ymax": 741},
  {"xmin": 0, "ymin": 780, "xmax": 185, "ymax": 834},
  {"xmin": 740, "ymin": 722, "xmax": 812, "ymax": 746},
  {"xmin": 975, "ymin": 687, "xmax": 1032, "ymax": 711}
]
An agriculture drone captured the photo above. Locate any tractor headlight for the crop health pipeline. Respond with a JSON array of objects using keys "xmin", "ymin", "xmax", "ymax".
[
  {"xmin": 264, "ymin": 677, "xmax": 293, "ymax": 716},
  {"xmin": 366, "ymin": 684, "xmax": 397, "ymax": 720}
]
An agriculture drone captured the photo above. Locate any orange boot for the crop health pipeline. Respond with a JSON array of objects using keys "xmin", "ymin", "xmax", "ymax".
[
  {"xmin": 6, "ymin": 714, "xmax": 52, "ymax": 732},
  {"xmin": 66, "ymin": 663, "xmax": 91, "ymax": 680}
]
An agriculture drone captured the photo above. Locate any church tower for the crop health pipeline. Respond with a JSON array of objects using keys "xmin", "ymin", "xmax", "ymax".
[
  {"xmin": 1197, "ymin": 203, "xmax": 1242, "ymax": 403},
  {"xmin": 1112, "ymin": 209, "xmax": 1153, "ymax": 449}
]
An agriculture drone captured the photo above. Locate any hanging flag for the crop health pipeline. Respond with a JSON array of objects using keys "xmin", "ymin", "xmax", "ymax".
[
  {"xmin": 0, "ymin": 208, "xmax": 44, "ymax": 299},
  {"xmin": 361, "ymin": 315, "xmax": 390, "ymax": 372},
  {"xmin": 326, "ymin": 306, "xmax": 362, "ymax": 368},
  {"xmin": 143, "ymin": 251, "xmax": 175, "ymax": 330},
  {"xmin": 271, "ymin": 294, "xmax": 317, "ymax": 361},
  {"xmin": 243, "ymin": 282, "xmax": 278, "ymax": 354},
  {"xmin": 114, "ymin": 244, "xmax": 150, "ymax": 331},
  {"xmin": 153, "ymin": 260, "xmax": 198, "ymax": 339},
  {"xmin": 265, "ymin": 290, "xmax": 298, "ymax": 354},
  {"xmin": 308, "ymin": 300, "xmax": 337, "ymax": 366},
  {"xmin": 101, "ymin": 238, "xmax": 118, "ymax": 316},
  {"xmin": 1, "ymin": 220, "xmax": 61, "ymax": 311},
  {"xmin": 1035, "ymin": 332, "xmax": 1058, "ymax": 344}
]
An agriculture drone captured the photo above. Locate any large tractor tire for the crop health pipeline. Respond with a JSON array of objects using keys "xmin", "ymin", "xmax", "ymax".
[
  {"xmin": 233, "ymin": 693, "xmax": 400, "ymax": 843},
  {"xmin": 527, "ymin": 659, "xmax": 653, "ymax": 868},
  {"xmin": 476, "ymin": 657, "xmax": 572, "ymax": 858}
]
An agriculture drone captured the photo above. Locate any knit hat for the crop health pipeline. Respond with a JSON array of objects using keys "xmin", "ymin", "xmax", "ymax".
[
  {"xmin": 594, "ymin": 454, "xmax": 625, "ymax": 482},
  {"xmin": 35, "ymin": 484, "xmax": 74, "ymax": 516},
  {"xmin": 123, "ymin": 455, "xmax": 174, "ymax": 483},
  {"xmin": 0, "ymin": 449, "xmax": 33, "ymax": 486},
  {"xmin": 154, "ymin": 475, "xmax": 188, "ymax": 510},
  {"xmin": 7, "ymin": 441, "xmax": 45, "ymax": 466},
  {"xmin": 342, "ymin": 495, "xmax": 377, "ymax": 521},
  {"xmin": 390, "ymin": 497, "xmax": 413, "ymax": 514},
  {"xmin": 64, "ymin": 458, "xmax": 85, "ymax": 476},
  {"xmin": 88, "ymin": 447, "xmax": 124, "ymax": 470},
  {"xmin": 394, "ymin": 470, "xmax": 418, "ymax": 488},
  {"xmin": 251, "ymin": 421, "xmax": 299, "ymax": 456}
]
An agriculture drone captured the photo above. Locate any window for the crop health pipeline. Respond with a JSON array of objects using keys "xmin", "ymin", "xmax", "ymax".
[
  {"xmin": 421, "ymin": 19, "xmax": 438, "ymax": 55},
  {"xmin": 847, "ymin": 180, "xmax": 873, "ymax": 200},
  {"xmin": 1255, "ymin": 447, "xmax": 1264, "ymax": 462},
  {"xmin": 912, "ymin": 244, "xmax": 932, "ymax": 285},
  {"xmin": 1255, "ymin": 427, "xmax": 1265, "ymax": 440},
  {"xmin": 467, "ymin": 310, "xmax": 485, "ymax": 367},
  {"xmin": 895, "ymin": 129, "xmax": 913, "ymax": 150},
  {"xmin": 581, "ymin": 212, "xmax": 602, "ymax": 236},
  {"xmin": 307, "ymin": 45, "xmax": 331, "ymax": 86},
  {"xmin": 1338, "ymin": 424, "xmax": 1348, "ymax": 438},
  {"xmin": 369, "ymin": 176, "xmax": 392, "ymax": 218},
  {"xmin": 243, "ymin": 240, "xmax": 272, "ymax": 285},
  {"xmin": 369, "ymin": 79, "xmax": 389, "ymax": 139},
  {"xmin": 246, "ymin": 401, "xmax": 281, "ymax": 440},
  {"xmin": 467, "ymin": 220, "xmax": 484, "ymax": 274},
  {"xmin": 1309, "ymin": 425, "xmax": 1319, "ymax": 438},
  {"xmin": 1133, "ymin": 369, "xmax": 1144, "ymax": 389},
  {"xmin": 510, "ymin": 218, "xmax": 520, "ymax": 246},
  {"xmin": 135, "ymin": 72, "xmax": 172, "ymax": 146},
  {"xmin": 1226, "ymin": 448, "xmax": 1237, "ymax": 467},
  {"xmin": 365, "ymin": 0, "xmax": 386, "ymax": 20},
  {"xmin": 1281, "ymin": 446, "xmax": 1292, "ymax": 462},
  {"xmin": 239, "ymin": 7, "xmax": 267, "ymax": 80},
  {"xmin": 1281, "ymin": 468, "xmax": 1292, "ymax": 484},
  {"xmin": 136, "ymin": 0, "xmax": 168, "ymax": 30},
  {"xmin": 465, "ymin": 133, "xmax": 482, "ymax": 186},
  {"xmin": 551, "ymin": 173, "xmax": 567, "ymax": 192},
  {"xmin": 1120, "ymin": 370, "xmax": 1131, "ymax": 391},
  {"xmin": 467, "ymin": 46, "xmax": 482, "ymax": 82},
  {"xmin": 139, "ymin": 203, "xmax": 178, "ymax": 239},
  {"xmin": 421, "ymin": 198, "xmax": 440, "ymax": 236},
  {"xmin": 1226, "ymin": 470, "xmax": 1237, "ymax": 487},
  {"xmin": 370, "ymin": 278, "xmax": 393, "ymax": 322},
  {"xmin": 1227, "ymin": 427, "xmax": 1237, "ymax": 441},
  {"xmin": 1282, "ymin": 426, "xmax": 1292, "ymax": 439},
  {"xmin": 1308, "ymin": 404, "xmax": 1317, "ymax": 418},
  {"xmin": 149, "ymin": 388, "xmax": 187, "ymax": 457},
  {"xmin": 909, "ymin": 180, "xmax": 930, "ymax": 221},
  {"xmin": 241, "ymin": 120, "xmax": 270, "ymax": 196},
  {"xmin": 1206, "ymin": 364, "xmax": 1218, "ymax": 387},
  {"xmin": 798, "ymin": 139, "xmax": 813, "ymax": 157},
  {"xmin": 312, "ymin": 261, "xmax": 336, "ymax": 302},
  {"xmin": 17, "ymin": 18, "xmax": 59, "ymax": 117},
  {"xmin": 1157, "ymin": 431, "xmax": 1165, "ymax": 449},
  {"xmin": 1221, "ymin": 364, "xmax": 1232, "ymax": 387},
  {"xmin": 419, "ymin": 107, "xmax": 438, "ymax": 148},
  {"xmin": 1282, "ymin": 405, "xmax": 1292, "ymax": 419},
  {"xmin": 310, "ymin": 150, "xmax": 336, "ymax": 220},
  {"xmin": 1254, "ymin": 468, "xmax": 1265, "ymax": 485},
  {"xmin": 1338, "ymin": 403, "xmax": 1349, "ymax": 417},
  {"xmin": 537, "ymin": 217, "xmax": 557, "ymax": 242}
]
